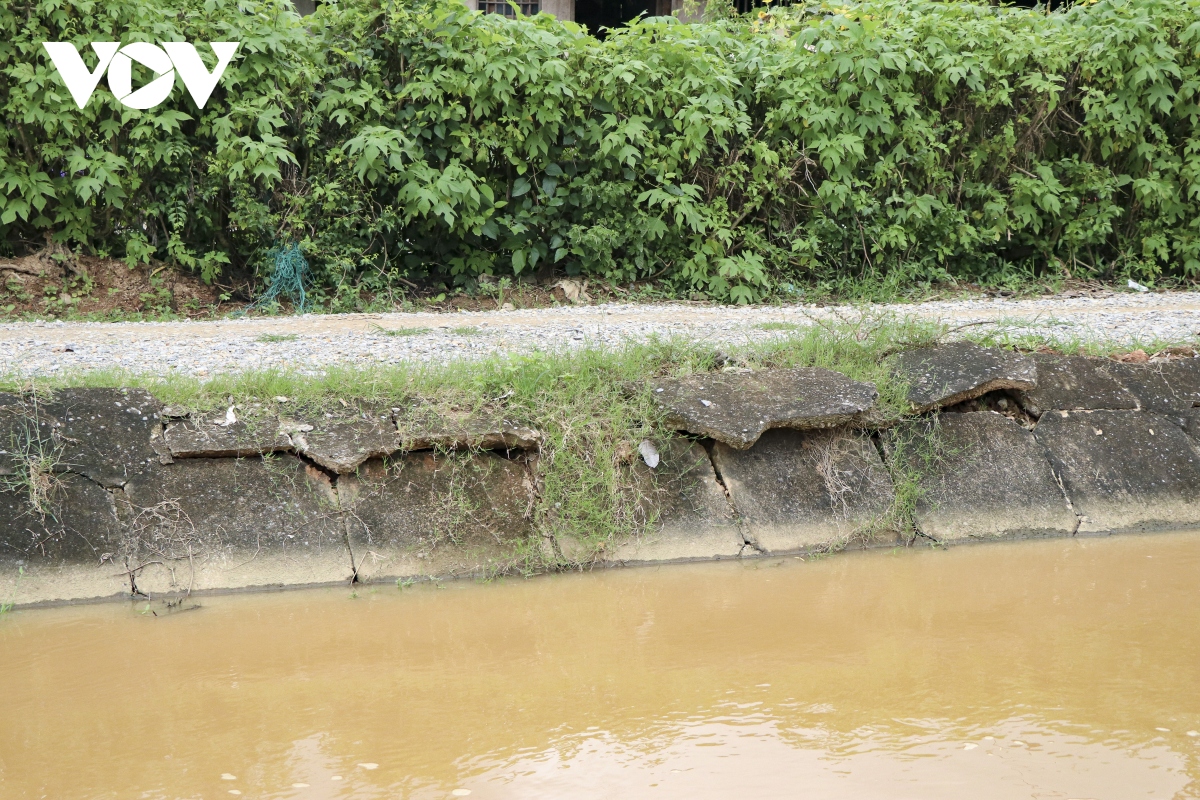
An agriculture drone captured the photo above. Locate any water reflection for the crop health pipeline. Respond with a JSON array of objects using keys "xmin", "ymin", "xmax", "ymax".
[{"xmin": 1, "ymin": 533, "xmax": 1198, "ymax": 799}]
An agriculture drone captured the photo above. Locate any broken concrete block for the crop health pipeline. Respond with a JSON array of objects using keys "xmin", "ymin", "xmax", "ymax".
[
  {"xmin": 398, "ymin": 413, "xmax": 541, "ymax": 453},
  {"xmin": 122, "ymin": 455, "xmax": 348, "ymax": 593},
  {"xmin": 40, "ymin": 388, "xmax": 161, "ymax": 487},
  {"xmin": 609, "ymin": 438, "xmax": 742, "ymax": 563},
  {"xmin": 712, "ymin": 428, "xmax": 893, "ymax": 553},
  {"xmin": 165, "ymin": 415, "xmax": 293, "ymax": 457},
  {"xmin": 653, "ymin": 368, "xmax": 878, "ymax": 449},
  {"xmin": 287, "ymin": 414, "xmax": 401, "ymax": 473},
  {"xmin": 1033, "ymin": 410, "xmax": 1200, "ymax": 533},
  {"xmin": 902, "ymin": 412, "xmax": 1076, "ymax": 541},
  {"xmin": 893, "ymin": 342, "xmax": 1037, "ymax": 413},
  {"xmin": 338, "ymin": 451, "xmax": 536, "ymax": 581},
  {"xmin": 1016, "ymin": 354, "xmax": 1137, "ymax": 415}
]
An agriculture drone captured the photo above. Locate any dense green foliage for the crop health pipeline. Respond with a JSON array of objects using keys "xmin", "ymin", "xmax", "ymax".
[{"xmin": 3, "ymin": 0, "xmax": 1200, "ymax": 303}]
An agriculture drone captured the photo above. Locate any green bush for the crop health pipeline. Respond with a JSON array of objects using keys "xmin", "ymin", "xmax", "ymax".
[
  {"xmin": 3, "ymin": 0, "xmax": 1199, "ymax": 303},
  {"xmin": 0, "ymin": 0, "xmax": 315, "ymax": 282}
]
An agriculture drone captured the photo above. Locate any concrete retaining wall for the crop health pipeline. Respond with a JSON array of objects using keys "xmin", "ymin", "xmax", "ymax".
[{"xmin": 5, "ymin": 346, "xmax": 1200, "ymax": 606}]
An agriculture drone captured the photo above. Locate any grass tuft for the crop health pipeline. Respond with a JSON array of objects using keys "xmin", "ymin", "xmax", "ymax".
[{"xmin": 370, "ymin": 324, "xmax": 432, "ymax": 337}]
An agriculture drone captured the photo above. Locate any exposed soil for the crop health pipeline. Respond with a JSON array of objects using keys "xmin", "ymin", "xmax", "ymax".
[
  {"xmin": 0, "ymin": 250, "xmax": 1150, "ymax": 322},
  {"xmin": 0, "ymin": 251, "xmax": 223, "ymax": 319}
]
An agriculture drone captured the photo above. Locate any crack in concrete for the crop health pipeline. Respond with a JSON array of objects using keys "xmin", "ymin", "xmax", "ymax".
[
  {"xmin": 1029, "ymin": 423, "xmax": 1084, "ymax": 536},
  {"xmin": 699, "ymin": 437, "xmax": 755, "ymax": 553}
]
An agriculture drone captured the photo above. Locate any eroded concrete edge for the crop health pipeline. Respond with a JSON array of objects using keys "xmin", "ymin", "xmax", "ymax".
[{"xmin": 6, "ymin": 354, "xmax": 1200, "ymax": 608}]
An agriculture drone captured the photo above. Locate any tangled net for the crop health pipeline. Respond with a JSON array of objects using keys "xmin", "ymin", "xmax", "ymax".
[{"xmin": 248, "ymin": 241, "xmax": 310, "ymax": 313}]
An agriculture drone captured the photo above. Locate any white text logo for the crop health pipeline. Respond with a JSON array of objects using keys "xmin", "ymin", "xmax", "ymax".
[{"xmin": 42, "ymin": 41, "xmax": 240, "ymax": 110}]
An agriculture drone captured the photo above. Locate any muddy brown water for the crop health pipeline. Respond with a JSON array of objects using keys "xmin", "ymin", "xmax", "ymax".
[{"xmin": 2, "ymin": 534, "xmax": 1199, "ymax": 800}]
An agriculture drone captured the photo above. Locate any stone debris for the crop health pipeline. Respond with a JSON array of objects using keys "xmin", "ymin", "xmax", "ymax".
[
  {"xmin": 653, "ymin": 367, "xmax": 878, "ymax": 449},
  {"xmin": 893, "ymin": 341, "xmax": 1037, "ymax": 413},
  {"xmin": 1017, "ymin": 354, "xmax": 1137, "ymax": 415},
  {"xmin": 899, "ymin": 412, "xmax": 1076, "ymax": 541},
  {"xmin": 1033, "ymin": 410, "xmax": 1200, "ymax": 534},
  {"xmin": 637, "ymin": 439, "xmax": 660, "ymax": 469},
  {"xmin": 712, "ymin": 428, "xmax": 894, "ymax": 553}
]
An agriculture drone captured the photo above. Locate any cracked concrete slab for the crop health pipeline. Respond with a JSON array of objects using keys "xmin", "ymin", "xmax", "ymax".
[
  {"xmin": 1034, "ymin": 410, "xmax": 1200, "ymax": 533},
  {"xmin": 609, "ymin": 439, "xmax": 742, "ymax": 564},
  {"xmin": 0, "ymin": 473, "xmax": 126, "ymax": 603},
  {"xmin": 1016, "ymin": 354, "xmax": 1137, "ymax": 415},
  {"xmin": 653, "ymin": 367, "xmax": 878, "ymax": 449},
  {"xmin": 901, "ymin": 412, "xmax": 1076, "ymax": 541},
  {"xmin": 286, "ymin": 414, "xmax": 401, "ymax": 474},
  {"xmin": 1159, "ymin": 357, "xmax": 1200, "ymax": 407},
  {"xmin": 712, "ymin": 428, "xmax": 894, "ymax": 553},
  {"xmin": 122, "ymin": 455, "xmax": 348, "ymax": 593},
  {"xmin": 338, "ymin": 451, "xmax": 536, "ymax": 582},
  {"xmin": 1182, "ymin": 408, "xmax": 1200, "ymax": 442},
  {"xmin": 165, "ymin": 415, "xmax": 293, "ymax": 458},
  {"xmin": 40, "ymin": 388, "xmax": 161, "ymax": 487},
  {"xmin": 398, "ymin": 412, "xmax": 542, "ymax": 452},
  {"xmin": 1102, "ymin": 362, "xmax": 1189, "ymax": 413},
  {"xmin": 893, "ymin": 342, "xmax": 1037, "ymax": 413}
]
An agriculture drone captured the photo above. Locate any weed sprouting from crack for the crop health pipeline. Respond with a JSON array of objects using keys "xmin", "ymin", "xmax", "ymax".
[
  {"xmin": 865, "ymin": 414, "xmax": 960, "ymax": 547},
  {"xmin": 1, "ymin": 397, "xmax": 67, "ymax": 520}
]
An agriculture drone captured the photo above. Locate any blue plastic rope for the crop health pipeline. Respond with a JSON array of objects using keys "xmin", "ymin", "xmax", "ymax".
[{"xmin": 248, "ymin": 241, "xmax": 311, "ymax": 313}]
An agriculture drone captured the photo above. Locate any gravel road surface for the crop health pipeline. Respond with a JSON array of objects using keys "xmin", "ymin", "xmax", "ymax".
[{"xmin": 3, "ymin": 292, "xmax": 1199, "ymax": 379}]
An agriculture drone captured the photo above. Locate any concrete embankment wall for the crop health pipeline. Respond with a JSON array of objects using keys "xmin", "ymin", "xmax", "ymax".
[{"xmin": 4, "ymin": 343, "xmax": 1200, "ymax": 606}]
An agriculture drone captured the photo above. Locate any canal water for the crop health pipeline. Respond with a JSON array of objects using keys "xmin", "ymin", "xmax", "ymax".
[{"xmin": 2, "ymin": 533, "xmax": 1199, "ymax": 800}]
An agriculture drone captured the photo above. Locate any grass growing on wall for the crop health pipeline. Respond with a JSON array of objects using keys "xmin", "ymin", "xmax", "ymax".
[
  {"xmin": 1, "ymin": 316, "xmax": 943, "ymax": 559},
  {"xmin": 3, "ymin": 316, "xmax": 1192, "ymax": 566}
]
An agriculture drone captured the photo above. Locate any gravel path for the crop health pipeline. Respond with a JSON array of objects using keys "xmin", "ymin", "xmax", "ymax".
[{"xmin": 3, "ymin": 291, "xmax": 1199, "ymax": 379}]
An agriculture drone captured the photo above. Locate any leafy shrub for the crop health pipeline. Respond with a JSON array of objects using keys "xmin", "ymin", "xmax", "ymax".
[
  {"xmin": 3, "ymin": 0, "xmax": 1200, "ymax": 303},
  {"xmin": 0, "ymin": 0, "xmax": 314, "ymax": 282}
]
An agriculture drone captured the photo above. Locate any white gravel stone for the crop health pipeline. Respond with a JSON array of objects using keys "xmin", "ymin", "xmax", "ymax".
[{"xmin": 1, "ymin": 292, "xmax": 1198, "ymax": 380}]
